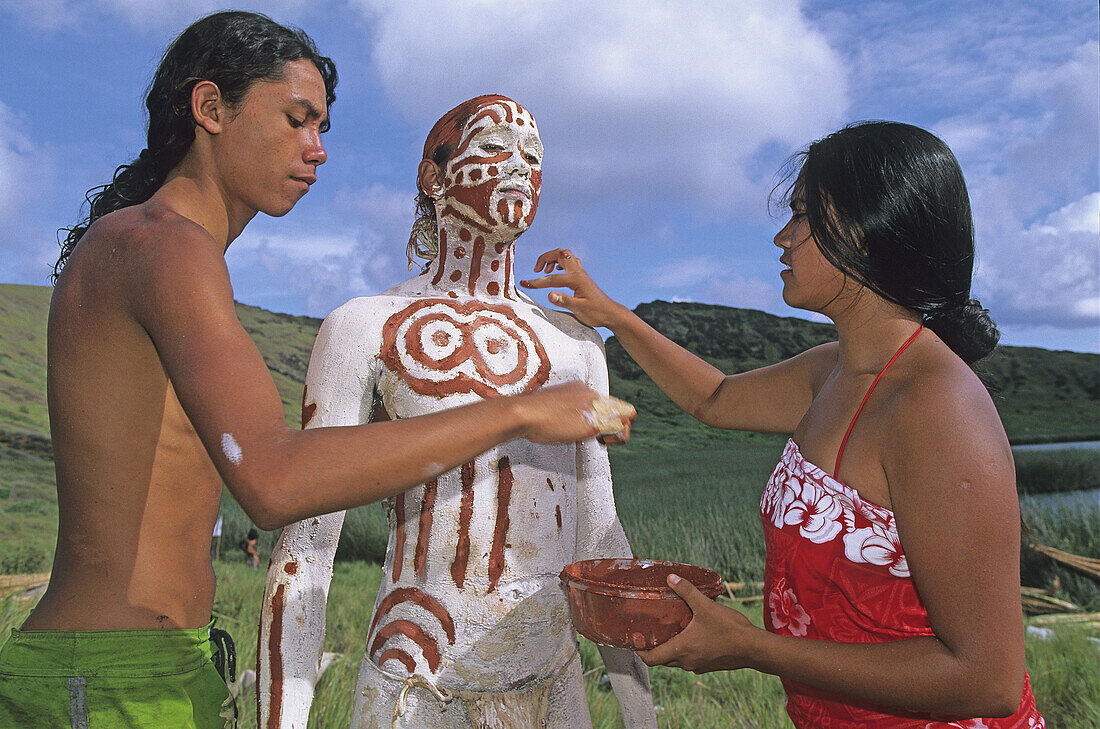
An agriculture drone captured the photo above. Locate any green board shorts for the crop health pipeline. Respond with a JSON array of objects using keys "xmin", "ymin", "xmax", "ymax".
[{"xmin": 0, "ymin": 621, "xmax": 237, "ymax": 729}]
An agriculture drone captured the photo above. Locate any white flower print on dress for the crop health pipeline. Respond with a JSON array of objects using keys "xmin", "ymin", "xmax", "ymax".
[
  {"xmin": 782, "ymin": 476, "xmax": 843, "ymax": 543},
  {"xmin": 761, "ymin": 468, "xmax": 787, "ymax": 524},
  {"xmin": 843, "ymin": 522, "xmax": 910, "ymax": 577},
  {"xmin": 768, "ymin": 578, "xmax": 811, "ymax": 637}
]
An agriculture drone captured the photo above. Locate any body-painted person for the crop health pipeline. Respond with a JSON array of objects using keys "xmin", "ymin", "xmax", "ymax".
[
  {"xmin": 0, "ymin": 15, "xmax": 617, "ymax": 729},
  {"xmin": 524, "ymin": 122, "xmax": 1045, "ymax": 728},
  {"xmin": 258, "ymin": 96, "xmax": 656, "ymax": 729}
]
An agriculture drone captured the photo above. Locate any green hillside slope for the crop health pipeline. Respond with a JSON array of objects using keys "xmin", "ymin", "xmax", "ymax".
[{"xmin": 609, "ymin": 301, "xmax": 1100, "ymax": 447}]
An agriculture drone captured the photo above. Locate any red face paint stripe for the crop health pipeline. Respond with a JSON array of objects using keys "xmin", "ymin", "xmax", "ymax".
[
  {"xmin": 266, "ymin": 582, "xmax": 286, "ymax": 729},
  {"xmin": 369, "ymin": 619, "xmax": 443, "ymax": 674},
  {"xmin": 555, "ymin": 505, "xmax": 562, "ymax": 530},
  {"xmin": 468, "ymin": 107, "xmax": 504, "ymax": 129},
  {"xmin": 468, "ymin": 236, "xmax": 485, "ymax": 296},
  {"xmin": 283, "ymin": 561, "xmax": 298, "ymax": 575},
  {"xmin": 440, "ymin": 204, "xmax": 492, "ymax": 233},
  {"xmin": 414, "ymin": 479, "xmax": 437, "ymax": 577},
  {"xmin": 457, "ymin": 151, "xmax": 511, "ymax": 166},
  {"xmin": 393, "ymin": 493, "xmax": 406, "ymax": 582},
  {"xmin": 377, "ymin": 648, "xmax": 417, "ymax": 674},
  {"xmin": 451, "ymin": 460, "xmax": 476, "ymax": 589},
  {"xmin": 487, "ymin": 456, "xmax": 513, "ymax": 593},
  {"xmin": 368, "ymin": 586, "xmax": 456, "ymax": 644},
  {"xmin": 451, "ymin": 108, "xmax": 504, "ymax": 160}
]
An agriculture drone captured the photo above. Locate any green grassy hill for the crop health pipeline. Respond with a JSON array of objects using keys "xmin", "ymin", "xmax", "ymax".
[{"xmin": 608, "ymin": 300, "xmax": 1100, "ymax": 448}]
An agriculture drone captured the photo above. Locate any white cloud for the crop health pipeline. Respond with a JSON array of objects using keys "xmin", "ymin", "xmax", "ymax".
[
  {"xmin": 353, "ymin": 0, "xmax": 849, "ymax": 220},
  {"xmin": 226, "ymin": 181, "xmax": 415, "ymax": 316},
  {"xmin": 227, "ymin": 229, "xmax": 400, "ymax": 318},
  {"xmin": 961, "ymin": 43, "xmax": 1099, "ymax": 330},
  {"xmin": 649, "ymin": 254, "xmax": 782, "ymax": 313},
  {"xmin": 1, "ymin": 0, "xmax": 315, "ymax": 32},
  {"xmin": 0, "ymin": 101, "xmax": 37, "ymax": 221},
  {"xmin": 95, "ymin": 0, "xmax": 314, "ymax": 31},
  {"xmin": 1032, "ymin": 193, "xmax": 1100, "ymax": 238}
]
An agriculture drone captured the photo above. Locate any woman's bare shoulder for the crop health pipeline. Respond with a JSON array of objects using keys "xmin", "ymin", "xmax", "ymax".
[{"xmin": 885, "ymin": 338, "xmax": 1010, "ymax": 472}]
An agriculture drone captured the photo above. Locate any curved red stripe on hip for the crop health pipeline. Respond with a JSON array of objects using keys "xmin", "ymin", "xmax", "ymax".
[
  {"xmin": 368, "ymin": 586, "xmax": 456, "ymax": 645},
  {"xmin": 370, "ymin": 619, "xmax": 442, "ymax": 674},
  {"xmin": 377, "ymin": 648, "xmax": 417, "ymax": 674}
]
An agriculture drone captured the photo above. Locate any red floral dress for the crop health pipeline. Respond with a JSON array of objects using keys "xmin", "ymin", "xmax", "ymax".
[{"xmin": 760, "ymin": 439, "xmax": 1045, "ymax": 729}]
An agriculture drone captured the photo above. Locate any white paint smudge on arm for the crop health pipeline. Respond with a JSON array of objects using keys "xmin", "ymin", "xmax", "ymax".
[{"xmin": 221, "ymin": 433, "xmax": 243, "ymax": 466}]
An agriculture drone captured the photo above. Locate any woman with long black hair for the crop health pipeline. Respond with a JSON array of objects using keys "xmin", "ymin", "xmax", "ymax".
[{"xmin": 524, "ymin": 121, "xmax": 1045, "ymax": 728}]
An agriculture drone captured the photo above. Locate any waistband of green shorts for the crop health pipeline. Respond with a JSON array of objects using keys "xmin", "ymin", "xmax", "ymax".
[{"xmin": 0, "ymin": 620, "xmax": 218, "ymax": 678}]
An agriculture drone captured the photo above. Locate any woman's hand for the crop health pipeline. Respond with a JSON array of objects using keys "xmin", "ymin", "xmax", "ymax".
[
  {"xmin": 636, "ymin": 574, "xmax": 760, "ymax": 673},
  {"xmin": 521, "ymin": 248, "xmax": 629, "ymax": 329}
]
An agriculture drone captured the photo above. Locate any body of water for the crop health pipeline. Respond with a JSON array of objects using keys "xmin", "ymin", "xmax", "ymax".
[
  {"xmin": 1012, "ymin": 440, "xmax": 1100, "ymax": 452},
  {"xmin": 1023, "ymin": 488, "xmax": 1100, "ymax": 509}
]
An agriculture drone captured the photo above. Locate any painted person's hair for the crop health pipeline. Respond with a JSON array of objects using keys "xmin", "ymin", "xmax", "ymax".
[
  {"xmin": 406, "ymin": 94, "xmax": 517, "ymax": 269},
  {"xmin": 773, "ymin": 120, "xmax": 999, "ymax": 365},
  {"xmin": 53, "ymin": 10, "xmax": 338, "ymax": 281}
]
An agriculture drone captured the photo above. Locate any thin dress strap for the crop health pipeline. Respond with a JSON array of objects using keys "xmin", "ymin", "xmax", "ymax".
[{"xmin": 833, "ymin": 325, "xmax": 925, "ymax": 478}]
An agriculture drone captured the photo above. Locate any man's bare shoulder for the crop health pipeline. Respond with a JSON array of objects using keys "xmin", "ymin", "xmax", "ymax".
[
  {"xmin": 82, "ymin": 202, "xmax": 215, "ymax": 256},
  {"xmin": 64, "ymin": 203, "xmax": 225, "ymax": 302}
]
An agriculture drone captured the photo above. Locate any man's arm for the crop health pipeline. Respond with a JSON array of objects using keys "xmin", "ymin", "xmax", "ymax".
[
  {"xmin": 572, "ymin": 331, "xmax": 657, "ymax": 729},
  {"xmin": 130, "ymin": 227, "xmax": 604, "ymax": 529},
  {"xmin": 257, "ymin": 302, "xmax": 375, "ymax": 728}
]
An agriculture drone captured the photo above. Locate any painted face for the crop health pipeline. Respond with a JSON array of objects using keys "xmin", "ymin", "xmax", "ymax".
[
  {"xmin": 214, "ymin": 59, "xmax": 328, "ymax": 218},
  {"xmin": 774, "ymin": 192, "xmax": 848, "ymax": 312},
  {"xmin": 440, "ymin": 100, "xmax": 543, "ymax": 233}
]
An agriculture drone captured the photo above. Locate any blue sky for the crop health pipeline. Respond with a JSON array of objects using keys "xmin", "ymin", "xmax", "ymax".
[{"xmin": 1, "ymin": 0, "xmax": 1097, "ymax": 353}]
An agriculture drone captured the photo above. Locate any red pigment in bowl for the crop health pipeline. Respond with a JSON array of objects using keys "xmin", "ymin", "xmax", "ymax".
[{"xmin": 560, "ymin": 558, "xmax": 723, "ymax": 650}]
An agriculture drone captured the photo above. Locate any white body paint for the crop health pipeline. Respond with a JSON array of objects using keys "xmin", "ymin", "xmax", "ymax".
[
  {"xmin": 258, "ymin": 99, "xmax": 655, "ymax": 729},
  {"xmin": 221, "ymin": 433, "xmax": 242, "ymax": 466}
]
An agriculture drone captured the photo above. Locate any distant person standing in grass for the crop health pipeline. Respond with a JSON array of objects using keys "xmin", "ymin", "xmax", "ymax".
[
  {"xmin": 0, "ymin": 11, "xmax": 620, "ymax": 729},
  {"xmin": 241, "ymin": 529, "xmax": 260, "ymax": 569},
  {"xmin": 524, "ymin": 122, "xmax": 1045, "ymax": 727}
]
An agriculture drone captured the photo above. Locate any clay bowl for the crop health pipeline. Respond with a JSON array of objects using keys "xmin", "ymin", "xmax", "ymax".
[{"xmin": 560, "ymin": 558, "xmax": 724, "ymax": 650}]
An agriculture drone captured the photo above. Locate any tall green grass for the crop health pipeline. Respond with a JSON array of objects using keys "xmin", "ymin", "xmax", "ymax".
[
  {"xmin": 1015, "ymin": 449, "xmax": 1100, "ymax": 494},
  {"xmin": 2, "ymin": 559, "xmax": 1094, "ymax": 728}
]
